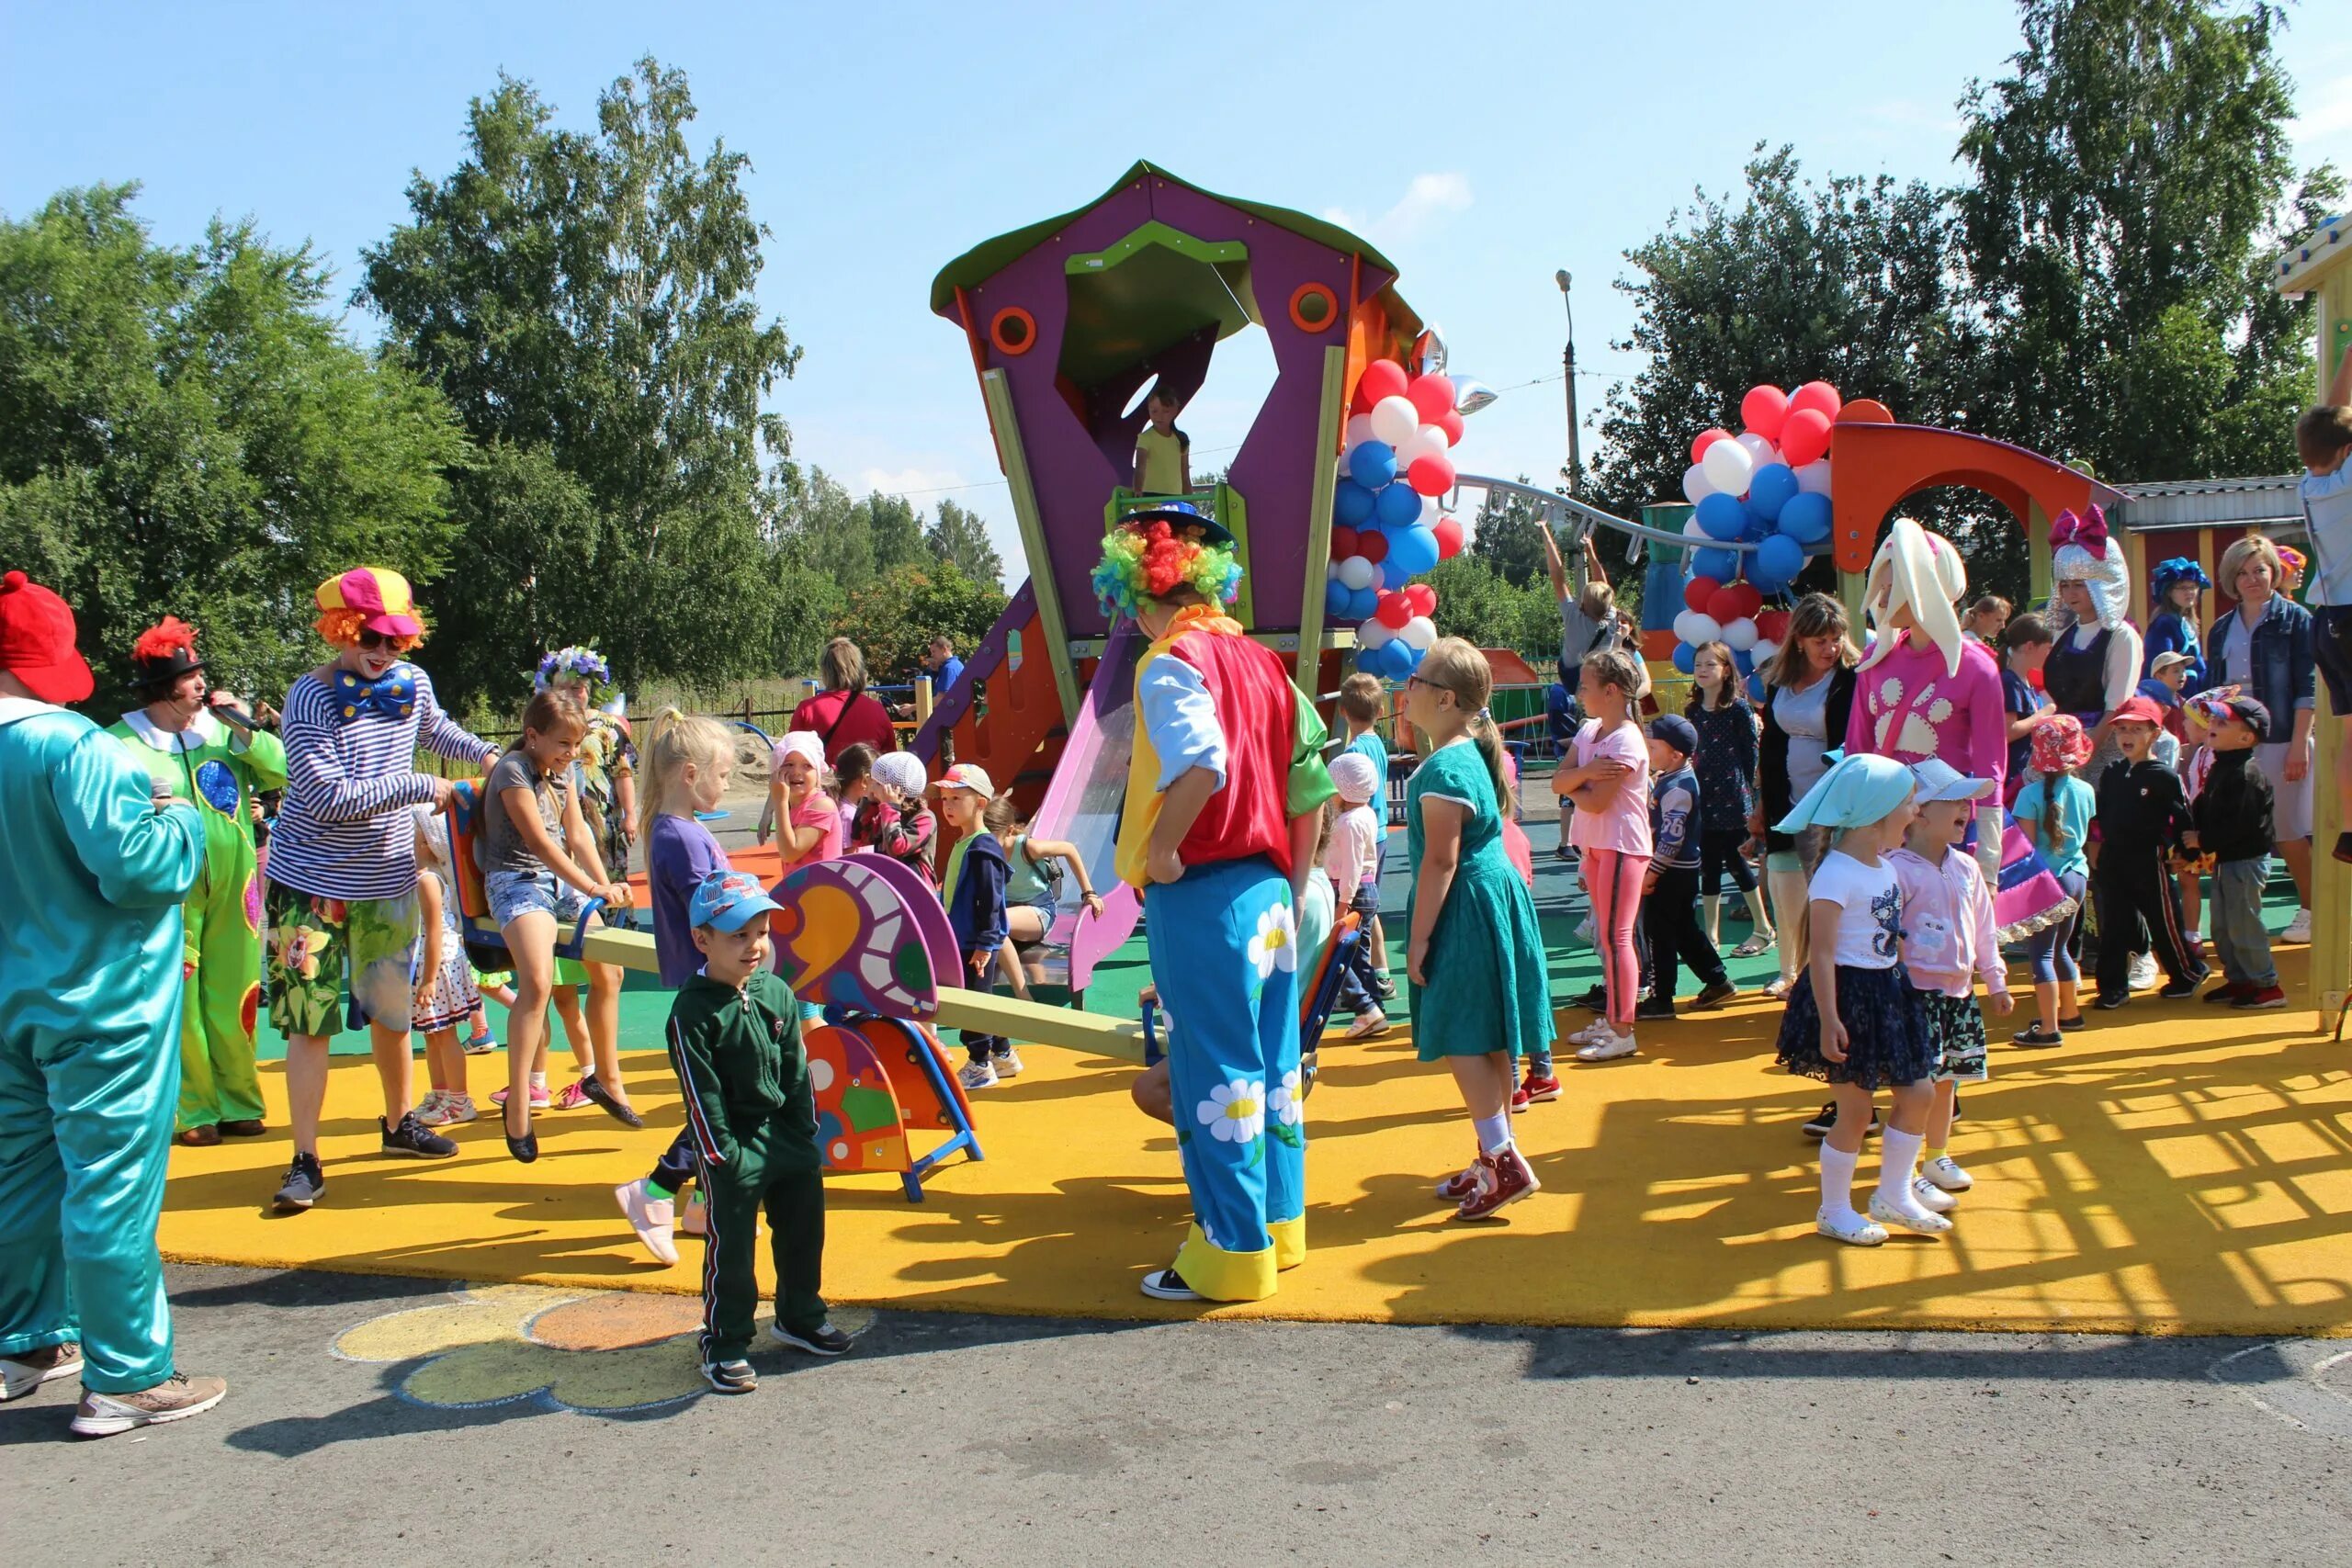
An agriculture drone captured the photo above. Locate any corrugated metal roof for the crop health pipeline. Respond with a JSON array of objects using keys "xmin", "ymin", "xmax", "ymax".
[{"xmin": 2111, "ymin": 475, "xmax": 2302, "ymax": 530}]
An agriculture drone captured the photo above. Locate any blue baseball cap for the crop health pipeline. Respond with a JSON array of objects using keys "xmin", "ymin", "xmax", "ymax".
[{"xmin": 688, "ymin": 870, "xmax": 781, "ymax": 932}]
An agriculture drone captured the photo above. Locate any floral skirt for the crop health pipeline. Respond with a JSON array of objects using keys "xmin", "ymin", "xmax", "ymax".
[
  {"xmin": 1917, "ymin": 987, "xmax": 1988, "ymax": 1084},
  {"xmin": 1774, "ymin": 963, "xmax": 1937, "ymax": 1090}
]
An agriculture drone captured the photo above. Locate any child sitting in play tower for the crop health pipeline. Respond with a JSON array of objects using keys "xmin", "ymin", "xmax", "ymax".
[{"xmin": 1132, "ymin": 384, "xmax": 1192, "ymax": 498}]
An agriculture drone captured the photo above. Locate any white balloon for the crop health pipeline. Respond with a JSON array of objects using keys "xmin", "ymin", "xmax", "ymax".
[
  {"xmin": 1671, "ymin": 609, "xmax": 1707, "ymax": 645},
  {"xmin": 1723, "ymin": 616, "xmax": 1759, "ymax": 652},
  {"xmin": 1399, "ymin": 615, "xmax": 1438, "ymax": 651},
  {"xmin": 1419, "ymin": 420, "xmax": 1453, "ymax": 451},
  {"xmin": 1420, "ymin": 493, "xmax": 1443, "ymax": 527},
  {"xmin": 1369, "ymin": 395, "xmax": 1420, "ymax": 447},
  {"xmin": 1794, "ymin": 459, "xmax": 1833, "ymax": 496},
  {"xmin": 1682, "ymin": 462, "xmax": 1713, "ymax": 507},
  {"xmin": 1367, "ymin": 562, "xmax": 1386, "ymax": 592},
  {"xmin": 1358, "ymin": 617, "xmax": 1396, "ymax": 649},
  {"xmin": 1736, "ymin": 432, "xmax": 1779, "ymax": 470},
  {"xmin": 1395, "ymin": 427, "xmax": 1444, "ymax": 468},
  {"xmin": 1344, "ymin": 413, "xmax": 1375, "ymax": 449},
  {"xmin": 1686, "ymin": 613, "xmax": 1723, "ymax": 645},
  {"xmin": 1336, "ymin": 556, "xmax": 1375, "ymax": 591},
  {"xmin": 1751, "ymin": 638, "xmax": 1779, "ymax": 666},
  {"xmin": 1701, "ymin": 439, "xmax": 1754, "ymax": 495},
  {"xmin": 1682, "ymin": 517, "xmax": 1709, "ymax": 539},
  {"xmin": 1327, "ymin": 559, "xmax": 1342, "ymax": 581}
]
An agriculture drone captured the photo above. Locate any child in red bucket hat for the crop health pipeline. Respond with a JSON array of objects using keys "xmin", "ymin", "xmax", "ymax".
[{"xmin": 2091, "ymin": 695, "xmax": 2208, "ymax": 1010}]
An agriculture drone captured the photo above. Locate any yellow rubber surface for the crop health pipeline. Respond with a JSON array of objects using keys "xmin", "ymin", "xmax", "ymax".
[{"xmin": 162, "ymin": 948, "xmax": 2352, "ymax": 1336}]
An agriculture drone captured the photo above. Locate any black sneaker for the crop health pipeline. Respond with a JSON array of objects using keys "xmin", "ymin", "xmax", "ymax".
[
  {"xmin": 380, "ymin": 1111, "xmax": 458, "ymax": 1159},
  {"xmin": 1691, "ymin": 978, "xmax": 1738, "ymax": 1010},
  {"xmin": 2335, "ymin": 829, "xmax": 2352, "ymax": 865},
  {"xmin": 2012, "ymin": 1023, "xmax": 2064, "ymax": 1048},
  {"xmin": 1576, "ymin": 983, "xmax": 1610, "ymax": 1011},
  {"xmin": 701, "ymin": 1357, "xmax": 757, "ymax": 1393},
  {"xmin": 2156, "ymin": 975, "xmax": 2206, "ymax": 1001},
  {"xmin": 769, "ymin": 1320, "xmax": 854, "ymax": 1357},
  {"xmin": 2094, "ymin": 990, "xmax": 2131, "ymax": 1010},
  {"xmin": 271, "ymin": 1153, "xmax": 323, "ymax": 1213},
  {"xmin": 1139, "ymin": 1265, "xmax": 1204, "ymax": 1302},
  {"xmin": 1634, "ymin": 998, "xmax": 1678, "ymax": 1021}
]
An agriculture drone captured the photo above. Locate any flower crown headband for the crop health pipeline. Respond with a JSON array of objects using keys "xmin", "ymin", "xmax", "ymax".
[
  {"xmin": 1091, "ymin": 520, "xmax": 1241, "ymax": 621},
  {"xmin": 535, "ymin": 646, "xmax": 613, "ymax": 698}
]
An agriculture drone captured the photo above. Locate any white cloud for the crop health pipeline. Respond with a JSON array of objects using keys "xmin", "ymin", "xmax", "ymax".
[{"xmin": 1324, "ymin": 173, "xmax": 1474, "ymax": 245}]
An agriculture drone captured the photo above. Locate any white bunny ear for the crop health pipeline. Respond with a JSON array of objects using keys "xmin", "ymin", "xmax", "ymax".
[{"xmin": 1861, "ymin": 518, "xmax": 1967, "ymax": 678}]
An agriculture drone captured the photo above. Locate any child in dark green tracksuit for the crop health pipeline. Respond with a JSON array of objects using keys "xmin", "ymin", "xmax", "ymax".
[{"xmin": 669, "ymin": 870, "xmax": 851, "ymax": 1393}]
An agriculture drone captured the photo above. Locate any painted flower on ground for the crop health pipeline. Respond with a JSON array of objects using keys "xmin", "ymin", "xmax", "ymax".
[
  {"xmin": 1247, "ymin": 904, "xmax": 1297, "ymax": 979},
  {"xmin": 1271, "ymin": 1067, "xmax": 1303, "ymax": 1128},
  {"xmin": 1196, "ymin": 1078, "xmax": 1265, "ymax": 1144}
]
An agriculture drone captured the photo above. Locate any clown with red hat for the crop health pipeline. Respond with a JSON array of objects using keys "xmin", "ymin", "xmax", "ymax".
[
  {"xmin": 0, "ymin": 570, "xmax": 222, "ymax": 1436},
  {"xmin": 105, "ymin": 615, "xmax": 288, "ymax": 1146}
]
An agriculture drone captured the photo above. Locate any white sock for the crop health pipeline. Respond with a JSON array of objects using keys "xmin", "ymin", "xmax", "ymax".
[
  {"xmin": 1876, "ymin": 1128, "xmax": 1926, "ymax": 1208},
  {"xmin": 1473, "ymin": 1112, "xmax": 1512, "ymax": 1156},
  {"xmin": 528, "ymin": 1071, "xmax": 548, "ymax": 1089},
  {"xmin": 1818, "ymin": 1143, "xmax": 1860, "ymax": 1220}
]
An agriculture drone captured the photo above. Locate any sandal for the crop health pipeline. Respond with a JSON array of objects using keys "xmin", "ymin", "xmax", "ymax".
[{"xmin": 1732, "ymin": 932, "xmax": 1776, "ymax": 959}]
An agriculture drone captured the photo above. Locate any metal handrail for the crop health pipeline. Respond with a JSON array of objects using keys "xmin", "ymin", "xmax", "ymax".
[{"xmin": 1449, "ymin": 472, "xmax": 1760, "ymax": 554}]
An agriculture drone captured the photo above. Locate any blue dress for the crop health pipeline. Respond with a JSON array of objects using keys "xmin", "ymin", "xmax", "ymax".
[{"xmin": 1405, "ymin": 741, "xmax": 1555, "ymax": 1064}]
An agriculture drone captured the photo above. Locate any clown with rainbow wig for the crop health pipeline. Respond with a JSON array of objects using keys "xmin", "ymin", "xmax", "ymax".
[{"xmin": 1102, "ymin": 502, "xmax": 1335, "ymax": 1305}]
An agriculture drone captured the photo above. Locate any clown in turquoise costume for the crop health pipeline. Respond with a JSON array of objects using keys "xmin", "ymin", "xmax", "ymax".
[
  {"xmin": 0, "ymin": 570, "xmax": 225, "ymax": 1437},
  {"xmin": 107, "ymin": 618, "xmax": 288, "ymax": 1145},
  {"xmin": 1100, "ymin": 504, "xmax": 1336, "ymax": 1303}
]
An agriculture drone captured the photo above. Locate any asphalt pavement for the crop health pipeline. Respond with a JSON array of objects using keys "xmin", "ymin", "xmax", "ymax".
[{"xmin": 4, "ymin": 1265, "xmax": 2347, "ymax": 1566}]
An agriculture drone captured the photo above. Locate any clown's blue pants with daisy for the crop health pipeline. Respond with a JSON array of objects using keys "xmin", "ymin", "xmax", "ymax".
[{"xmin": 1145, "ymin": 855, "xmax": 1305, "ymax": 1302}]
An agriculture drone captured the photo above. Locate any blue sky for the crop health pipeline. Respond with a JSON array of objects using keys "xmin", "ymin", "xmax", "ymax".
[{"xmin": 6, "ymin": 1, "xmax": 2350, "ymax": 576}]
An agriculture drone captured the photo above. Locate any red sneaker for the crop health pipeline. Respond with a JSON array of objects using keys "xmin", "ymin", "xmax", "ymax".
[
  {"xmin": 2232, "ymin": 985, "xmax": 2289, "ymax": 1010},
  {"xmin": 1520, "ymin": 1074, "xmax": 1562, "ymax": 1103},
  {"xmin": 1510, "ymin": 1086, "xmax": 1531, "ymax": 1114},
  {"xmin": 1434, "ymin": 1158, "xmax": 1483, "ymax": 1203},
  {"xmin": 1454, "ymin": 1145, "xmax": 1541, "ymax": 1220}
]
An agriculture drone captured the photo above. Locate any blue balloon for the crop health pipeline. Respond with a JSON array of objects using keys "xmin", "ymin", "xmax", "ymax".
[
  {"xmin": 1355, "ymin": 647, "xmax": 1385, "ymax": 675},
  {"xmin": 1747, "ymin": 463, "xmax": 1798, "ymax": 523},
  {"xmin": 1385, "ymin": 525, "xmax": 1441, "ymax": 577},
  {"xmin": 1325, "ymin": 579, "xmax": 1354, "ymax": 618},
  {"xmin": 1747, "ymin": 673, "xmax": 1768, "ymax": 703},
  {"xmin": 1380, "ymin": 639, "xmax": 1416, "ymax": 678},
  {"xmin": 1779, "ymin": 491, "xmax": 1832, "ymax": 545},
  {"xmin": 1672, "ymin": 642, "xmax": 1697, "ymax": 674},
  {"xmin": 1695, "ymin": 491, "xmax": 1747, "ymax": 541},
  {"xmin": 1733, "ymin": 648, "xmax": 1755, "ymax": 674},
  {"xmin": 1374, "ymin": 479, "xmax": 1423, "ymax": 529},
  {"xmin": 1349, "ymin": 441, "xmax": 1397, "ymax": 488},
  {"xmin": 1756, "ymin": 533, "xmax": 1805, "ymax": 584},
  {"xmin": 1334, "ymin": 479, "xmax": 1376, "ymax": 527},
  {"xmin": 1347, "ymin": 585, "xmax": 1382, "ymax": 622},
  {"xmin": 1692, "ymin": 547, "xmax": 1738, "ymax": 582}
]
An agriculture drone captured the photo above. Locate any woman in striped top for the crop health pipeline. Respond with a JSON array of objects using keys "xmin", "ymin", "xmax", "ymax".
[{"xmin": 264, "ymin": 569, "xmax": 498, "ymax": 1215}]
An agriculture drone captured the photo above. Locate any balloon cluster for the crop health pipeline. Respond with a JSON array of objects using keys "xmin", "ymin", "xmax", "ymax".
[
  {"xmin": 1323, "ymin": 359, "xmax": 1477, "ymax": 679},
  {"xmin": 1673, "ymin": 379, "xmax": 1852, "ymax": 692}
]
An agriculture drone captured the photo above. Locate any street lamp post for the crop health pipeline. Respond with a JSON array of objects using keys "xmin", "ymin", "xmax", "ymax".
[{"xmin": 1555, "ymin": 269, "xmax": 1580, "ymax": 494}]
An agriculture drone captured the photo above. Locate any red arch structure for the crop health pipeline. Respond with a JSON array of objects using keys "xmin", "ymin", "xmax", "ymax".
[{"xmin": 1829, "ymin": 421, "xmax": 2125, "ymax": 579}]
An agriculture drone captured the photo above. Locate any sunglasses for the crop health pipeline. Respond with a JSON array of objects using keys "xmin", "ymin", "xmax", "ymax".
[{"xmin": 356, "ymin": 629, "xmax": 394, "ymax": 651}]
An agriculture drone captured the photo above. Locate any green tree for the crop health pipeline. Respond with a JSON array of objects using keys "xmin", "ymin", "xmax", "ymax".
[
  {"xmin": 0, "ymin": 184, "xmax": 466, "ymax": 712},
  {"xmin": 925, "ymin": 496, "xmax": 1004, "ymax": 587},
  {"xmin": 1956, "ymin": 0, "xmax": 2336, "ymax": 482},
  {"xmin": 834, "ymin": 561, "xmax": 1008, "ymax": 685},
  {"xmin": 859, "ymin": 491, "xmax": 926, "ymax": 576},
  {"xmin": 357, "ymin": 59, "xmax": 802, "ymax": 707},
  {"xmin": 1469, "ymin": 477, "xmax": 1552, "ymax": 588}
]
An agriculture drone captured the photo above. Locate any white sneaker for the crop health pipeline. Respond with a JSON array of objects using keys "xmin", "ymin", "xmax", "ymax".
[
  {"xmin": 1910, "ymin": 1176, "xmax": 1959, "ymax": 1213},
  {"xmin": 1565, "ymin": 1019, "xmax": 1617, "ymax": 1046},
  {"xmin": 1868, "ymin": 1192, "xmax": 1954, "ymax": 1235},
  {"xmin": 1920, "ymin": 1155, "xmax": 1973, "ymax": 1192},
  {"xmin": 1573, "ymin": 1031, "xmax": 1638, "ymax": 1062},
  {"xmin": 2128, "ymin": 952, "xmax": 2158, "ymax": 992},
  {"xmin": 1574, "ymin": 916, "xmax": 1596, "ymax": 945},
  {"xmin": 959, "ymin": 1058, "xmax": 999, "ymax": 1090},
  {"xmin": 2283, "ymin": 908, "xmax": 2313, "ymax": 944},
  {"xmin": 613, "ymin": 1179, "xmax": 679, "ymax": 1266},
  {"xmin": 442, "ymin": 1092, "xmax": 478, "ymax": 1124},
  {"xmin": 1815, "ymin": 1207, "xmax": 1887, "ymax": 1247},
  {"xmin": 412, "ymin": 1089, "xmax": 451, "ymax": 1126},
  {"xmin": 679, "ymin": 1194, "xmax": 708, "ymax": 1237},
  {"xmin": 991, "ymin": 1046, "xmax": 1023, "ymax": 1078}
]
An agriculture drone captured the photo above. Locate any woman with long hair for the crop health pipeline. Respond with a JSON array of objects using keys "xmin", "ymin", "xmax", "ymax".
[{"xmin": 1748, "ymin": 593, "xmax": 1860, "ymax": 998}]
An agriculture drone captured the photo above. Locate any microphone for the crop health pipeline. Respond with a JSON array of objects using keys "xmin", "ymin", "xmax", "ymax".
[{"xmin": 210, "ymin": 702, "xmax": 258, "ymax": 733}]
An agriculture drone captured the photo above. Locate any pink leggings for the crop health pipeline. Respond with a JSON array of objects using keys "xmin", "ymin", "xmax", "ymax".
[{"xmin": 1583, "ymin": 847, "xmax": 1647, "ymax": 1026}]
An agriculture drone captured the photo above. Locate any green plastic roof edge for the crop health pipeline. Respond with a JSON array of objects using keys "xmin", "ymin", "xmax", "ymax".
[
  {"xmin": 1065, "ymin": 220, "xmax": 1249, "ymax": 276},
  {"xmin": 930, "ymin": 160, "xmax": 1401, "ymax": 314}
]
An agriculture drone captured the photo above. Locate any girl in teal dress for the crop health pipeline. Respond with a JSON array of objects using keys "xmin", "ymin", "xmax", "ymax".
[{"xmin": 1404, "ymin": 638, "xmax": 1556, "ymax": 1221}]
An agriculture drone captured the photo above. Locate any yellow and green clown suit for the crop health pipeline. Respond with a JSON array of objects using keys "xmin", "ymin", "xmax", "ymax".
[
  {"xmin": 1, "ymin": 697, "xmax": 205, "ymax": 1394},
  {"xmin": 1118, "ymin": 604, "xmax": 1335, "ymax": 1302},
  {"xmin": 106, "ymin": 709, "xmax": 286, "ymax": 1134}
]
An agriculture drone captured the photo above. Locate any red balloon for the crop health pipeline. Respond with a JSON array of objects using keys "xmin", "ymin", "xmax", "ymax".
[
  {"xmin": 1740, "ymin": 385, "xmax": 1789, "ymax": 442},
  {"xmin": 1690, "ymin": 427, "xmax": 1732, "ymax": 465},
  {"xmin": 1754, "ymin": 609, "xmax": 1792, "ymax": 643},
  {"xmin": 1683, "ymin": 576, "xmax": 1721, "ymax": 614},
  {"xmin": 1726, "ymin": 582, "xmax": 1764, "ymax": 621},
  {"xmin": 1705, "ymin": 584, "xmax": 1746, "ymax": 625},
  {"xmin": 1433, "ymin": 515, "xmax": 1464, "ymax": 559},
  {"xmin": 1781, "ymin": 408, "xmax": 1833, "ymax": 467},
  {"xmin": 1375, "ymin": 592, "xmax": 1415, "ymax": 630},
  {"xmin": 1436, "ymin": 408, "xmax": 1465, "ymax": 446},
  {"xmin": 1357, "ymin": 529, "xmax": 1390, "ymax": 564},
  {"xmin": 1838, "ymin": 398, "xmax": 1894, "ymax": 424},
  {"xmin": 1352, "ymin": 360, "xmax": 1408, "ymax": 415},
  {"xmin": 1330, "ymin": 525, "xmax": 1358, "ymax": 559},
  {"xmin": 1406, "ymin": 452, "xmax": 1456, "ymax": 497},
  {"xmin": 1407, "ymin": 372, "xmax": 1455, "ymax": 424},
  {"xmin": 1404, "ymin": 583, "xmax": 1438, "ymax": 616},
  {"xmin": 1787, "ymin": 380, "xmax": 1842, "ymax": 423}
]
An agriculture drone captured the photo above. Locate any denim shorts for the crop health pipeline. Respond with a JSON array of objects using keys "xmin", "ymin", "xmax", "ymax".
[{"xmin": 485, "ymin": 867, "xmax": 590, "ymax": 928}]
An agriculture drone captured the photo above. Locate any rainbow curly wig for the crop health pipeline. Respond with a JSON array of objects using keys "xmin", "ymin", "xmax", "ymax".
[{"xmin": 1091, "ymin": 521, "xmax": 1241, "ymax": 620}]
